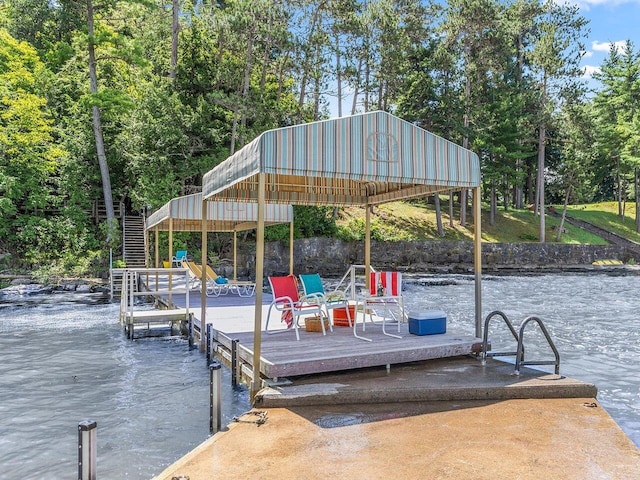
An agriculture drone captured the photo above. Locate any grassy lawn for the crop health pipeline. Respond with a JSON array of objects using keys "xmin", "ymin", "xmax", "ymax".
[
  {"xmin": 564, "ymin": 201, "xmax": 640, "ymax": 243},
  {"xmin": 336, "ymin": 199, "xmax": 626, "ymax": 244}
]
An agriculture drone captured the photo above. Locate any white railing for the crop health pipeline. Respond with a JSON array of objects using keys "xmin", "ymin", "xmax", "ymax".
[
  {"xmin": 332, "ymin": 264, "xmax": 376, "ymax": 300},
  {"xmin": 118, "ymin": 267, "xmax": 191, "ymax": 326}
]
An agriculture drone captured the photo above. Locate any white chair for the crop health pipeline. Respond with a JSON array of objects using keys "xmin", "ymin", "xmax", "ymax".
[{"xmin": 355, "ymin": 271, "xmax": 405, "ymax": 340}]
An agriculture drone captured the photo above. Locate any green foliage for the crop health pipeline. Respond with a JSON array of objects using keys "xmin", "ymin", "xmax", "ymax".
[
  {"xmin": 31, "ymin": 249, "xmax": 101, "ymax": 284},
  {"xmin": 0, "ymin": 28, "xmax": 66, "ymax": 237},
  {"xmin": 292, "ymin": 206, "xmax": 338, "ymax": 238},
  {"xmin": 16, "ymin": 216, "xmax": 96, "ymax": 265},
  {"xmin": 0, "ymin": 0, "xmax": 638, "ymax": 274},
  {"xmin": 519, "ymin": 233, "xmax": 538, "ymax": 241}
]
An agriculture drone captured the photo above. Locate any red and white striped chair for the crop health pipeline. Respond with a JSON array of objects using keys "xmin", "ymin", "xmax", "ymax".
[{"xmin": 355, "ymin": 271, "xmax": 405, "ymax": 340}]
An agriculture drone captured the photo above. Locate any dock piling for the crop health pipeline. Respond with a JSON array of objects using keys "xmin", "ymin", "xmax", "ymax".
[
  {"xmin": 209, "ymin": 362, "xmax": 222, "ymax": 434},
  {"xmin": 78, "ymin": 420, "xmax": 97, "ymax": 480}
]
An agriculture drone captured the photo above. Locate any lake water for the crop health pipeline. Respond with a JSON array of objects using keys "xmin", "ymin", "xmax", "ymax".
[
  {"xmin": 0, "ymin": 273, "xmax": 638, "ymax": 479},
  {"xmin": 403, "ymin": 273, "xmax": 640, "ymax": 448},
  {"xmin": 0, "ymin": 293, "xmax": 250, "ymax": 480}
]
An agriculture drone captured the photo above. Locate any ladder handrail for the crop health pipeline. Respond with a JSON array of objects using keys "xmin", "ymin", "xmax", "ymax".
[
  {"xmin": 482, "ymin": 310, "xmax": 560, "ymax": 376},
  {"xmin": 481, "ymin": 310, "xmax": 523, "ymax": 364},
  {"xmin": 515, "ymin": 315, "xmax": 560, "ymax": 376}
]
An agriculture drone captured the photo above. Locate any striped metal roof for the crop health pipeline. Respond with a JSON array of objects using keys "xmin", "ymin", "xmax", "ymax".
[
  {"xmin": 145, "ymin": 194, "xmax": 293, "ymax": 232},
  {"xmin": 202, "ymin": 111, "xmax": 480, "ymax": 206}
]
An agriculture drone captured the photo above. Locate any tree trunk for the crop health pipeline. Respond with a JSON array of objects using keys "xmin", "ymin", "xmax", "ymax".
[
  {"xmin": 351, "ymin": 57, "xmax": 362, "ymax": 115},
  {"xmin": 556, "ymin": 186, "xmax": 572, "ymax": 243},
  {"xmin": 434, "ymin": 194, "xmax": 443, "ymax": 236},
  {"xmin": 537, "ymin": 75, "xmax": 547, "ymax": 242},
  {"xmin": 490, "ymin": 181, "xmax": 496, "ymax": 226},
  {"xmin": 231, "ymin": 24, "xmax": 255, "ymax": 155},
  {"xmin": 636, "ymin": 167, "xmax": 640, "ymax": 233},
  {"xmin": 170, "ymin": 0, "xmax": 179, "ymax": 81},
  {"xmin": 448, "ymin": 192, "xmax": 454, "ymax": 227},
  {"xmin": 335, "ymin": 33, "xmax": 342, "ymax": 118},
  {"xmin": 461, "ymin": 75, "xmax": 471, "ymax": 226},
  {"xmin": 87, "ymin": 0, "xmax": 116, "ymax": 242},
  {"xmin": 616, "ymin": 159, "xmax": 623, "ymax": 217},
  {"xmin": 537, "ymin": 121, "xmax": 546, "ymax": 242}
]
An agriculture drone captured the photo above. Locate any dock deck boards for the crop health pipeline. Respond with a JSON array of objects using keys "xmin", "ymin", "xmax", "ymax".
[
  {"xmin": 214, "ymin": 322, "xmax": 480, "ymax": 379},
  {"xmin": 134, "ymin": 274, "xmax": 481, "ymax": 380}
]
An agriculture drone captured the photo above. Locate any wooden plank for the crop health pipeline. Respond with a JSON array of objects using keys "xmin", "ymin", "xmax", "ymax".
[
  {"xmin": 123, "ymin": 308, "xmax": 190, "ymax": 324},
  {"xmin": 212, "ymin": 322, "xmax": 480, "ymax": 379}
]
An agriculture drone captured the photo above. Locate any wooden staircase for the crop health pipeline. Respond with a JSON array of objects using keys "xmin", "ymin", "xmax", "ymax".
[{"xmin": 123, "ymin": 216, "xmax": 147, "ymax": 268}]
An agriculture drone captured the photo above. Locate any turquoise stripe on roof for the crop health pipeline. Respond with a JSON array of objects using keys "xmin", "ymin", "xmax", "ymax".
[{"xmin": 202, "ymin": 111, "xmax": 480, "ymax": 201}]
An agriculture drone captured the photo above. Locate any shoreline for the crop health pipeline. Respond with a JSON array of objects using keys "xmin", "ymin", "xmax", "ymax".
[{"xmin": 2, "ymin": 264, "xmax": 640, "ymax": 300}]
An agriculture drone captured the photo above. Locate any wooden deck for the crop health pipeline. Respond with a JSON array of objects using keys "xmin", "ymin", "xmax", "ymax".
[
  {"xmin": 212, "ymin": 321, "xmax": 481, "ymax": 380},
  {"xmin": 129, "ymin": 271, "xmax": 481, "ymax": 381}
]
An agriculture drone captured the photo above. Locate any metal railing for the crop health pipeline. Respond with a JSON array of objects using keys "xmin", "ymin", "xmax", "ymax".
[{"xmin": 481, "ymin": 310, "xmax": 560, "ymax": 376}]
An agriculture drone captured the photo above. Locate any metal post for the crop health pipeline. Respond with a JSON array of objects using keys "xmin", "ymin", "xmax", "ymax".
[
  {"xmin": 78, "ymin": 420, "xmax": 97, "ymax": 480},
  {"xmin": 206, "ymin": 324, "xmax": 212, "ymax": 362},
  {"xmin": 231, "ymin": 339, "xmax": 239, "ymax": 387},
  {"xmin": 209, "ymin": 362, "xmax": 222, "ymax": 434}
]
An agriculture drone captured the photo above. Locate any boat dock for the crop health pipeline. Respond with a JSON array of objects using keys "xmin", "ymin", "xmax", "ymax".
[{"xmin": 114, "ymin": 270, "xmax": 640, "ymax": 479}]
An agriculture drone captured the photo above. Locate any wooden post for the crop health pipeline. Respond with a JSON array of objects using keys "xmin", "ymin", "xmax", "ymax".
[
  {"xmin": 289, "ymin": 221, "xmax": 294, "ymax": 275},
  {"xmin": 168, "ymin": 218, "xmax": 173, "ymax": 305},
  {"xmin": 251, "ymin": 173, "xmax": 266, "ymax": 401},
  {"xmin": 154, "ymin": 226, "xmax": 159, "ymax": 293},
  {"xmin": 365, "ymin": 205, "xmax": 371, "ymax": 289},
  {"xmin": 233, "ymin": 231, "xmax": 238, "ymax": 281}
]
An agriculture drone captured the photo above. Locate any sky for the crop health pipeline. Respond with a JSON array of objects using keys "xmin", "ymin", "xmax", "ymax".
[{"xmin": 577, "ymin": 0, "xmax": 640, "ymax": 87}]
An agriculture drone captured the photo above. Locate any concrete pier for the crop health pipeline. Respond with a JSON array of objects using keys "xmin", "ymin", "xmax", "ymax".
[{"xmin": 152, "ymin": 356, "xmax": 640, "ymax": 479}]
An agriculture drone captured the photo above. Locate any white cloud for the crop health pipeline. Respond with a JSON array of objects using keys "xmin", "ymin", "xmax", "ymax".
[
  {"xmin": 570, "ymin": 0, "xmax": 632, "ymax": 10},
  {"xmin": 582, "ymin": 50, "xmax": 594, "ymax": 58},
  {"xmin": 592, "ymin": 40, "xmax": 627, "ymax": 53},
  {"xmin": 582, "ymin": 65, "xmax": 601, "ymax": 78}
]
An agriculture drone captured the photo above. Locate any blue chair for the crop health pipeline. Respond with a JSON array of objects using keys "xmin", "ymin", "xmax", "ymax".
[
  {"xmin": 171, "ymin": 250, "xmax": 188, "ymax": 267},
  {"xmin": 299, "ymin": 273, "xmax": 353, "ymax": 328}
]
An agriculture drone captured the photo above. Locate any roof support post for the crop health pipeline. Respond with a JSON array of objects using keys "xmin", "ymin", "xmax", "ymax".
[
  {"xmin": 168, "ymin": 218, "xmax": 173, "ymax": 304},
  {"xmin": 233, "ymin": 231, "xmax": 237, "ymax": 281},
  {"xmin": 154, "ymin": 227, "xmax": 159, "ymax": 268},
  {"xmin": 365, "ymin": 205, "xmax": 371, "ymax": 289},
  {"xmin": 473, "ymin": 186, "xmax": 482, "ymax": 338},
  {"xmin": 251, "ymin": 173, "xmax": 266, "ymax": 401},
  {"xmin": 154, "ymin": 226, "xmax": 159, "ymax": 291},
  {"xmin": 289, "ymin": 221, "xmax": 294, "ymax": 275},
  {"xmin": 201, "ymin": 197, "xmax": 208, "ymax": 350},
  {"xmin": 168, "ymin": 218, "xmax": 173, "ymax": 263}
]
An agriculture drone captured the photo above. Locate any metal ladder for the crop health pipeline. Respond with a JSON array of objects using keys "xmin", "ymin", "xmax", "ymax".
[{"xmin": 481, "ymin": 310, "xmax": 560, "ymax": 376}]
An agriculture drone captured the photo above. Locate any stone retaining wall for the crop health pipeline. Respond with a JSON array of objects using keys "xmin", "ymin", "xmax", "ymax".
[{"xmin": 245, "ymin": 238, "xmax": 639, "ymax": 278}]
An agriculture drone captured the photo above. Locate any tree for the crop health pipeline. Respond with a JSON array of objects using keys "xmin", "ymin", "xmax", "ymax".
[
  {"xmin": 526, "ymin": 0, "xmax": 587, "ymax": 241},
  {"xmin": 592, "ymin": 41, "xmax": 640, "ymax": 230}
]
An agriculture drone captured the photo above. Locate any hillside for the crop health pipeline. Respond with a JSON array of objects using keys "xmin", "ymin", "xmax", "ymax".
[{"xmin": 334, "ymin": 199, "xmax": 639, "ymax": 245}]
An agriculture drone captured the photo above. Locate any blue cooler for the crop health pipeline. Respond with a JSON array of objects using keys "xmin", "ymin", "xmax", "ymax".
[{"xmin": 409, "ymin": 310, "xmax": 446, "ymax": 335}]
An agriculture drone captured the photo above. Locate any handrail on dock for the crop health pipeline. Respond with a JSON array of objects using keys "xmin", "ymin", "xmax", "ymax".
[
  {"xmin": 332, "ymin": 264, "xmax": 376, "ymax": 300},
  {"xmin": 482, "ymin": 310, "xmax": 560, "ymax": 376},
  {"xmin": 118, "ymin": 267, "xmax": 192, "ymax": 339}
]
